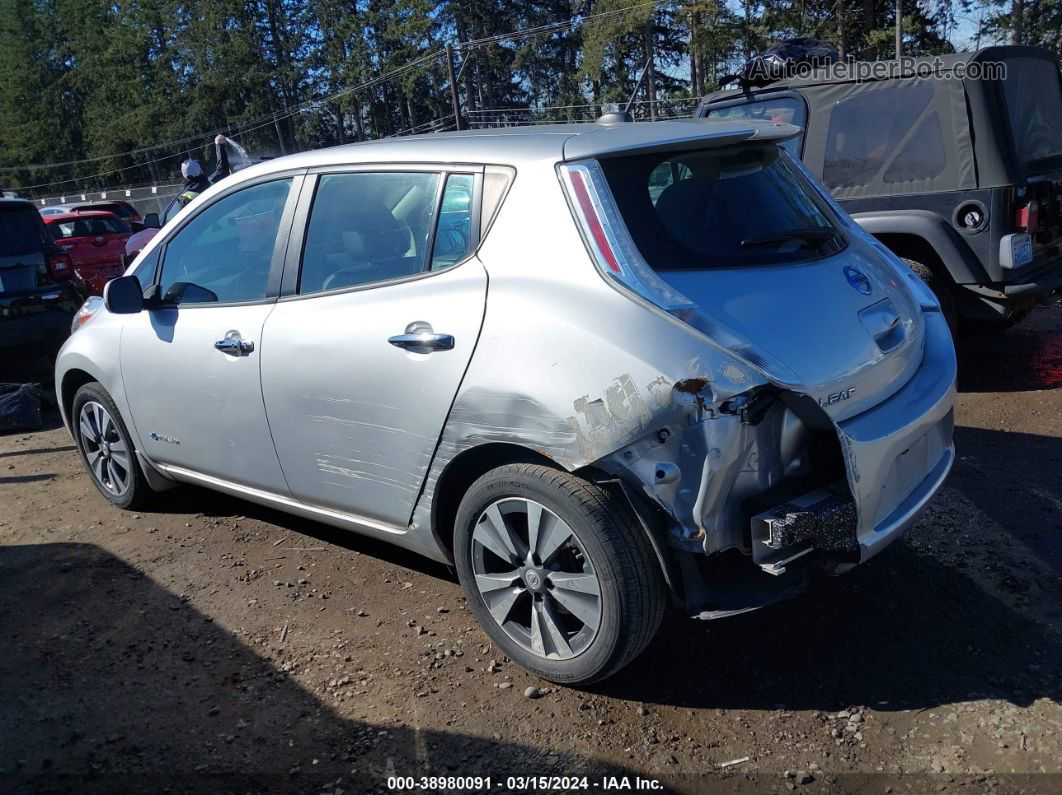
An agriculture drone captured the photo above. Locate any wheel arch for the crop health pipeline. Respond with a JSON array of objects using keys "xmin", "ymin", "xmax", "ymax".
[
  {"xmin": 429, "ymin": 442, "xmax": 560, "ymax": 561},
  {"xmin": 59, "ymin": 367, "xmax": 99, "ymax": 433},
  {"xmin": 425, "ymin": 442, "xmax": 680, "ymax": 603},
  {"xmin": 851, "ymin": 209, "xmax": 985, "ymax": 284}
]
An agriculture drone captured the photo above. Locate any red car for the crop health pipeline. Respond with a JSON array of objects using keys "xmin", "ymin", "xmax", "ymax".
[{"xmin": 43, "ymin": 211, "xmax": 130, "ymax": 296}]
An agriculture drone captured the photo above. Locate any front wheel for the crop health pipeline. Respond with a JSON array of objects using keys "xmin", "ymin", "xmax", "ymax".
[
  {"xmin": 72, "ymin": 382, "xmax": 151, "ymax": 510},
  {"xmin": 453, "ymin": 464, "xmax": 665, "ymax": 684}
]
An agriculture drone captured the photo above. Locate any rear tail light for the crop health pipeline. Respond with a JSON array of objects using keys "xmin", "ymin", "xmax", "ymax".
[
  {"xmin": 558, "ymin": 160, "xmax": 802, "ymax": 387},
  {"xmin": 1015, "ymin": 200, "xmax": 1039, "ymax": 232},
  {"xmin": 47, "ymin": 251, "xmax": 73, "ymax": 278}
]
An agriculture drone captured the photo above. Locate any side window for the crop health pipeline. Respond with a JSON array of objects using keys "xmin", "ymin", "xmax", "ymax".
[
  {"xmin": 705, "ymin": 98, "xmax": 806, "ymax": 155},
  {"xmin": 158, "ymin": 178, "xmax": 291, "ymax": 305},
  {"xmin": 883, "ymin": 112, "xmax": 946, "ymax": 183},
  {"xmin": 299, "ymin": 171, "xmax": 441, "ymax": 294},
  {"xmin": 431, "ymin": 174, "xmax": 475, "ymax": 270},
  {"xmin": 822, "ymin": 83, "xmax": 934, "ymax": 189}
]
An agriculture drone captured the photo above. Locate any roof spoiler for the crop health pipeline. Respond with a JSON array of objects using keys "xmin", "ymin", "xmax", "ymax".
[{"xmin": 564, "ymin": 120, "xmax": 802, "ymax": 161}]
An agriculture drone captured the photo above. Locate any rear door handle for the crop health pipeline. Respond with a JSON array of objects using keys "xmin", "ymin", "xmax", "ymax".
[
  {"xmin": 388, "ymin": 332, "xmax": 455, "ymax": 351},
  {"xmin": 214, "ymin": 336, "xmax": 254, "ymax": 355},
  {"xmin": 388, "ymin": 321, "xmax": 454, "ymax": 352}
]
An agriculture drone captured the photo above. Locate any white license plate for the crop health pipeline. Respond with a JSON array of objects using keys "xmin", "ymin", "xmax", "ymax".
[{"xmin": 1012, "ymin": 234, "xmax": 1033, "ymax": 267}]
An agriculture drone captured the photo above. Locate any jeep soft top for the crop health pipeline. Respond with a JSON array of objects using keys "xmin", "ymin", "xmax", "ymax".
[{"xmin": 698, "ymin": 46, "xmax": 1062, "ymax": 329}]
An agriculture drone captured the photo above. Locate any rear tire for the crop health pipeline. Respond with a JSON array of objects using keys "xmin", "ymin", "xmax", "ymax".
[
  {"xmin": 71, "ymin": 382, "xmax": 150, "ymax": 510},
  {"xmin": 453, "ymin": 464, "xmax": 665, "ymax": 685},
  {"xmin": 902, "ymin": 258, "xmax": 958, "ymax": 337}
]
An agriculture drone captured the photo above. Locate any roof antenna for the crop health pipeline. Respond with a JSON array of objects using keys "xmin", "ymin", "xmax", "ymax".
[{"xmin": 598, "ymin": 55, "xmax": 654, "ymax": 124}]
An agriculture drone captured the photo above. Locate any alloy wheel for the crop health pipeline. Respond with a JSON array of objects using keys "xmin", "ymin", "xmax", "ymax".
[
  {"xmin": 470, "ymin": 498, "xmax": 602, "ymax": 660},
  {"xmin": 78, "ymin": 400, "xmax": 131, "ymax": 497}
]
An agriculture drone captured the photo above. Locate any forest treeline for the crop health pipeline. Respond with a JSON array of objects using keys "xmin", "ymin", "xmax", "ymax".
[{"xmin": 0, "ymin": 0, "xmax": 1055, "ymax": 196}]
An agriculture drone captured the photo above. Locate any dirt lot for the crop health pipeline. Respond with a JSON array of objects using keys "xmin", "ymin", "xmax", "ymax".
[{"xmin": 2, "ymin": 306, "xmax": 1061, "ymax": 794}]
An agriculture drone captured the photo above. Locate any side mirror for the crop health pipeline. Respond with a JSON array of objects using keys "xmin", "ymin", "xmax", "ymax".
[
  {"xmin": 104, "ymin": 275, "xmax": 144, "ymax": 314},
  {"xmin": 143, "ymin": 213, "xmax": 160, "ymax": 229}
]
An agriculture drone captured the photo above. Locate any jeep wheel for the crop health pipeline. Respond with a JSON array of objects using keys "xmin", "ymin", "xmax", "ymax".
[
  {"xmin": 903, "ymin": 258, "xmax": 957, "ymax": 336},
  {"xmin": 453, "ymin": 464, "xmax": 665, "ymax": 685}
]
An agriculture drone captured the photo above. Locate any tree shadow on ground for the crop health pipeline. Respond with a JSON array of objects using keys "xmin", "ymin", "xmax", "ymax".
[
  {"xmin": 600, "ymin": 540, "xmax": 1060, "ymax": 712},
  {"xmin": 0, "ymin": 543, "xmax": 641, "ymax": 793}
]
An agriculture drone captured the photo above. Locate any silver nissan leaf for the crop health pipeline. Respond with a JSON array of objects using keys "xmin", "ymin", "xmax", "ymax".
[{"xmin": 56, "ymin": 118, "xmax": 956, "ymax": 684}]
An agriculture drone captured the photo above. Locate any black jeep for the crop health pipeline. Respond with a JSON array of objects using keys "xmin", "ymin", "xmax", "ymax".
[{"xmin": 697, "ymin": 46, "xmax": 1062, "ymax": 332}]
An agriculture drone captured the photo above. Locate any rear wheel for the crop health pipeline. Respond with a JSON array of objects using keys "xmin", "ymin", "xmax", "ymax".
[
  {"xmin": 453, "ymin": 464, "xmax": 665, "ymax": 684},
  {"xmin": 72, "ymin": 382, "xmax": 150, "ymax": 510},
  {"xmin": 902, "ymin": 258, "xmax": 957, "ymax": 336}
]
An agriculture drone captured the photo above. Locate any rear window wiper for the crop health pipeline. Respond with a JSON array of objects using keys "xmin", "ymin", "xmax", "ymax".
[{"xmin": 739, "ymin": 227, "xmax": 839, "ymax": 248}]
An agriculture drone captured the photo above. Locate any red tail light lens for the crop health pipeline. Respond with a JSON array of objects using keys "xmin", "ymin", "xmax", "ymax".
[
  {"xmin": 47, "ymin": 251, "xmax": 73, "ymax": 277},
  {"xmin": 567, "ymin": 170, "xmax": 622, "ymax": 274},
  {"xmin": 1016, "ymin": 200, "xmax": 1038, "ymax": 232}
]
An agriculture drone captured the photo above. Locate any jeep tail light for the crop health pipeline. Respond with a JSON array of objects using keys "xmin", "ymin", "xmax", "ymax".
[
  {"xmin": 1016, "ymin": 201, "xmax": 1038, "ymax": 232},
  {"xmin": 558, "ymin": 160, "xmax": 802, "ymax": 388},
  {"xmin": 47, "ymin": 251, "xmax": 73, "ymax": 278}
]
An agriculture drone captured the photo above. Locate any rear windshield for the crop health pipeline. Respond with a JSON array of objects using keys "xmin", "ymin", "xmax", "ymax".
[
  {"xmin": 0, "ymin": 205, "xmax": 49, "ymax": 254},
  {"xmin": 1002, "ymin": 57, "xmax": 1062, "ymax": 174},
  {"xmin": 599, "ymin": 144, "xmax": 846, "ymax": 269},
  {"xmin": 51, "ymin": 216, "xmax": 128, "ymax": 238}
]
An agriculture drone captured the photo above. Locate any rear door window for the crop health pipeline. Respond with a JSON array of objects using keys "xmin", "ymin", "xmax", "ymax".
[
  {"xmin": 704, "ymin": 98, "xmax": 806, "ymax": 155},
  {"xmin": 822, "ymin": 83, "xmax": 934, "ymax": 188},
  {"xmin": 599, "ymin": 143, "xmax": 846, "ymax": 269},
  {"xmin": 431, "ymin": 173, "xmax": 475, "ymax": 270},
  {"xmin": 298, "ymin": 171, "xmax": 441, "ymax": 294}
]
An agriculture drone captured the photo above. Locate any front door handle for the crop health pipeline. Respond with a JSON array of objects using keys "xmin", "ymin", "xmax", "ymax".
[
  {"xmin": 388, "ymin": 321, "xmax": 454, "ymax": 352},
  {"xmin": 214, "ymin": 335, "xmax": 254, "ymax": 355}
]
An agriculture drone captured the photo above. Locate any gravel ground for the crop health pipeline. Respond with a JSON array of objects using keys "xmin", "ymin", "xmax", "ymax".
[{"xmin": 1, "ymin": 305, "xmax": 1061, "ymax": 794}]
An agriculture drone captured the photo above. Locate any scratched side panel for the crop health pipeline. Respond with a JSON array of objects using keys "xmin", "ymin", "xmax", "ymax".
[{"xmin": 261, "ymin": 259, "xmax": 488, "ymax": 532}]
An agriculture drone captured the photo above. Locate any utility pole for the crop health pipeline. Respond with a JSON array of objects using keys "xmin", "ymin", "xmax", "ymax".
[
  {"xmin": 445, "ymin": 44, "xmax": 464, "ymax": 131},
  {"xmin": 895, "ymin": 0, "xmax": 902, "ymax": 58}
]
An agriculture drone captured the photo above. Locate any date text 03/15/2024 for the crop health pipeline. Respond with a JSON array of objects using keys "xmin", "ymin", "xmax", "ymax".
[{"xmin": 386, "ymin": 775, "xmax": 665, "ymax": 790}]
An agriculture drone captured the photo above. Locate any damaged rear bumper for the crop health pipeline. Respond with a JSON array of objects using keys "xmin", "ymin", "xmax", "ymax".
[
  {"xmin": 604, "ymin": 312, "xmax": 956, "ymax": 618},
  {"xmin": 834, "ymin": 311, "xmax": 956, "ymax": 567}
]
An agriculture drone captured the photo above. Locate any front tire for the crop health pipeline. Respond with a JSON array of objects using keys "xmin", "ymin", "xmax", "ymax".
[
  {"xmin": 453, "ymin": 464, "xmax": 665, "ymax": 685},
  {"xmin": 71, "ymin": 382, "xmax": 150, "ymax": 510}
]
